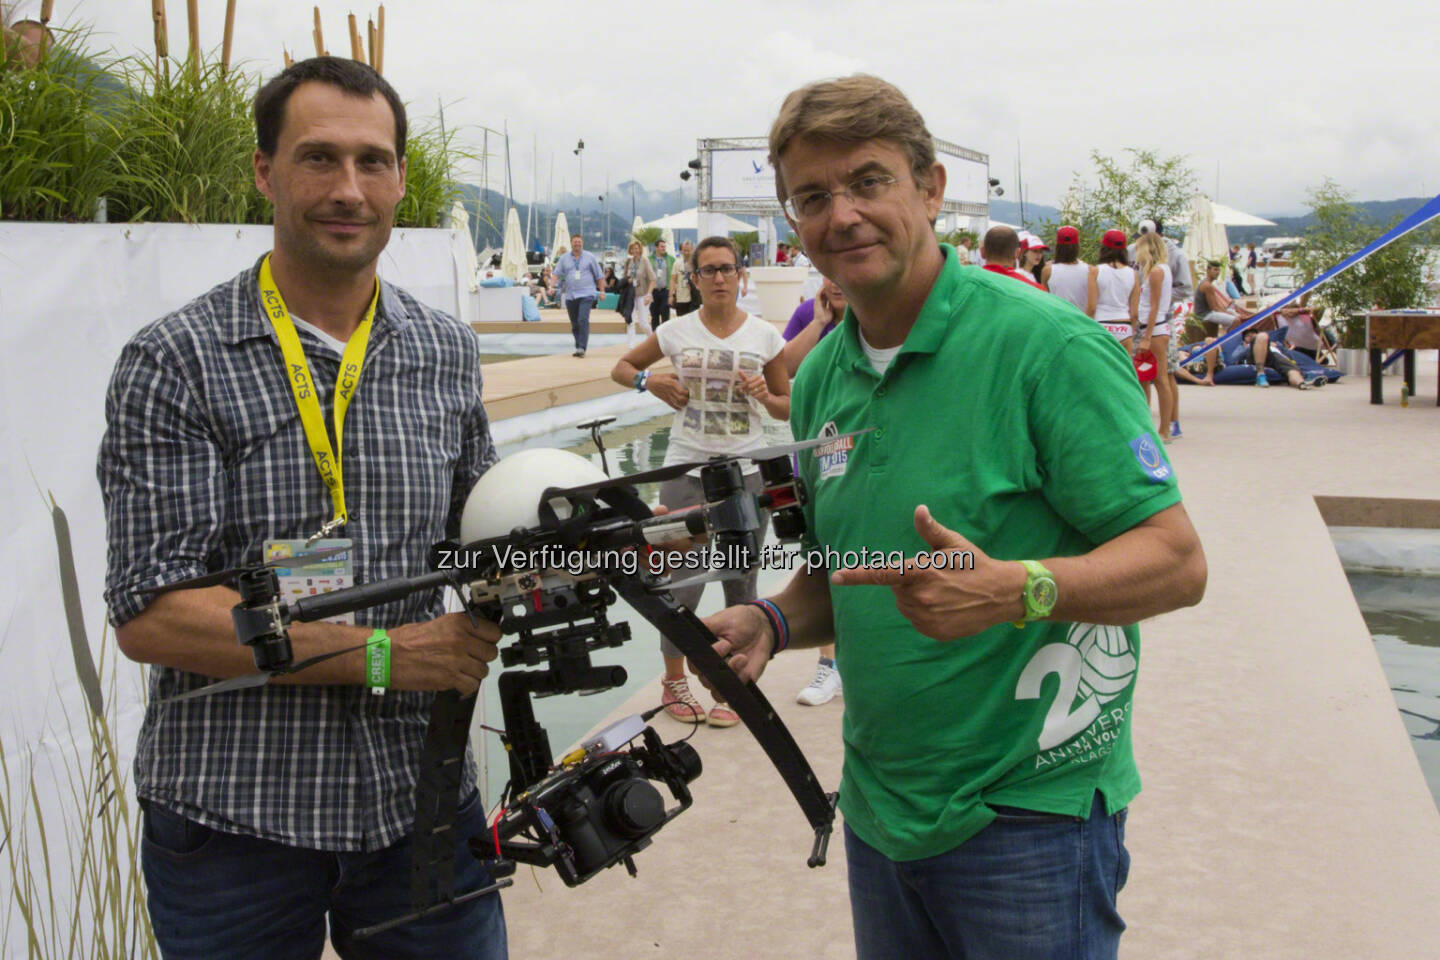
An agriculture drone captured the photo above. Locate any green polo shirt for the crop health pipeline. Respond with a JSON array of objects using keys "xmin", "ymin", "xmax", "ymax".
[{"xmin": 791, "ymin": 245, "xmax": 1181, "ymax": 861}]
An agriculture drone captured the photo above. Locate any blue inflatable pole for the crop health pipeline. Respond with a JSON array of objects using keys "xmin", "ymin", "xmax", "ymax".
[{"xmin": 1179, "ymin": 192, "xmax": 1440, "ymax": 367}]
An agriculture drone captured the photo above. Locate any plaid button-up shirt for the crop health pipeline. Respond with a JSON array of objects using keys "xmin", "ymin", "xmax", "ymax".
[{"xmin": 99, "ymin": 258, "xmax": 496, "ymax": 851}]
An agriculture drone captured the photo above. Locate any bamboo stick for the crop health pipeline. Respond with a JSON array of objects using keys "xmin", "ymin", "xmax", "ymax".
[
  {"xmin": 153, "ymin": 0, "xmax": 169, "ymax": 60},
  {"xmin": 312, "ymin": 6, "xmax": 325, "ymax": 57},
  {"xmin": 367, "ymin": 18, "xmax": 375, "ymax": 68},
  {"xmin": 38, "ymin": 0, "xmax": 54, "ymax": 58},
  {"xmin": 221, "ymin": 0, "xmax": 236, "ymax": 75},
  {"xmin": 375, "ymin": 5, "xmax": 384, "ymax": 75},
  {"xmin": 347, "ymin": 13, "xmax": 363, "ymax": 62},
  {"xmin": 283, "ymin": 46, "xmax": 293, "ymax": 68},
  {"xmin": 186, "ymin": 0, "xmax": 199, "ymax": 78}
]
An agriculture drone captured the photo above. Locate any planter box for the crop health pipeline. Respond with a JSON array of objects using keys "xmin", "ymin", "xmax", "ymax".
[{"xmin": 1336, "ymin": 348, "xmax": 1368, "ymax": 376}]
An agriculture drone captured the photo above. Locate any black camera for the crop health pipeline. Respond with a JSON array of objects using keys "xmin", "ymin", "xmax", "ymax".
[{"xmin": 477, "ymin": 725, "xmax": 701, "ymax": 886}]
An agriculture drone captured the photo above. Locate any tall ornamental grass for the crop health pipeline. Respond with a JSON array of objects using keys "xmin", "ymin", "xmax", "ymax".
[
  {"xmin": 0, "ymin": 28, "xmax": 121, "ymax": 221},
  {"xmin": 3, "ymin": 32, "xmax": 470, "ymax": 229},
  {"xmin": 106, "ymin": 55, "xmax": 270, "ymax": 225}
]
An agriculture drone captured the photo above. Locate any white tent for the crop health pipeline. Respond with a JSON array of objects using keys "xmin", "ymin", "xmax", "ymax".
[
  {"xmin": 499, "ymin": 207, "xmax": 526, "ymax": 281},
  {"xmin": 1203, "ymin": 201, "xmax": 1276, "ymax": 228},
  {"xmin": 630, "ymin": 215, "xmax": 645, "ymax": 243},
  {"xmin": 660, "ymin": 227, "xmax": 675, "ymax": 250},
  {"xmin": 550, "ymin": 212, "xmax": 570, "ymax": 261},
  {"xmin": 644, "ymin": 207, "xmax": 756, "ymax": 234},
  {"xmin": 1183, "ymin": 194, "xmax": 1230, "ymax": 269}
]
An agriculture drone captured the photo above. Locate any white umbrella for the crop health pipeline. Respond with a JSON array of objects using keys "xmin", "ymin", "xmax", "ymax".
[
  {"xmin": 449, "ymin": 200, "xmax": 478, "ymax": 293},
  {"xmin": 1203, "ymin": 201, "xmax": 1276, "ymax": 228},
  {"xmin": 644, "ymin": 207, "xmax": 755, "ymax": 234},
  {"xmin": 499, "ymin": 207, "xmax": 526, "ymax": 281},
  {"xmin": 551, "ymin": 212, "xmax": 570, "ymax": 261},
  {"xmin": 661, "ymin": 227, "xmax": 675, "ymax": 250},
  {"xmin": 630, "ymin": 214, "xmax": 645, "ymax": 243},
  {"xmin": 1183, "ymin": 194, "xmax": 1230, "ymax": 269}
]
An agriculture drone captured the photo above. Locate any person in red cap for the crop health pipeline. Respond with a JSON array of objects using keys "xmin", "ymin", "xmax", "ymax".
[
  {"xmin": 1042, "ymin": 225, "xmax": 1090, "ymax": 311},
  {"xmin": 1087, "ymin": 229, "xmax": 1140, "ymax": 352},
  {"xmin": 1019, "ymin": 235, "xmax": 1047, "ymax": 283}
]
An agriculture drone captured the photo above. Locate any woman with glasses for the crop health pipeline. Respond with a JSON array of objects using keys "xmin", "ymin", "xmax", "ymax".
[{"xmin": 611, "ymin": 236, "xmax": 790, "ymax": 729}]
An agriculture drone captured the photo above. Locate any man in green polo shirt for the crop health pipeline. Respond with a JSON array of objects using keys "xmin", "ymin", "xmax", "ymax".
[{"xmin": 702, "ymin": 76, "xmax": 1207, "ymax": 960}]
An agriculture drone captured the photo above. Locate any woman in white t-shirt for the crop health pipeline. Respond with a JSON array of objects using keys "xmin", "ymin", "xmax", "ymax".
[
  {"xmin": 611, "ymin": 236, "xmax": 789, "ymax": 729},
  {"xmin": 1041, "ymin": 225, "xmax": 1090, "ymax": 311},
  {"xmin": 1134, "ymin": 231, "xmax": 1176, "ymax": 440},
  {"xmin": 1086, "ymin": 228, "xmax": 1140, "ymax": 352}
]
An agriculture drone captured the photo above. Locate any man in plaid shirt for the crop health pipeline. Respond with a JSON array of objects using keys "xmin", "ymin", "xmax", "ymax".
[{"xmin": 97, "ymin": 58, "xmax": 506, "ymax": 959}]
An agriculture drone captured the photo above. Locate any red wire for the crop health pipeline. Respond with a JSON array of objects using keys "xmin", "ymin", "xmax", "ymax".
[{"xmin": 491, "ymin": 807, "xmax": 506, "ymax": 856}]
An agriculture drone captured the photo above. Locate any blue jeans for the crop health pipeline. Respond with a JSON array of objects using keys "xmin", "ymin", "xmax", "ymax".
[
  {"xmin": 846, "ymin": 793, "xmax": 1129, "ymax": 960},
  {"xmin": 565, "ymin": 296, "xmax": 595, "ymax": 351},
  {"xmin": 141, "ymin": 792, "xmax": 506, "ymax": 960}
]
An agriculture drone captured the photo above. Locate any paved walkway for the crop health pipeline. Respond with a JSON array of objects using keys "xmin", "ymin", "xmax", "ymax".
[{"xmin": 492, "ymin": 362, "xmax": 1440, "ymax": 959}]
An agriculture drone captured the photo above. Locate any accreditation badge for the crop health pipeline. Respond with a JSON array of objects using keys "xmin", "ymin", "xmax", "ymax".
[{"xmin": 263, "ymin": 538, "xmax": 355, "ymax": 624}]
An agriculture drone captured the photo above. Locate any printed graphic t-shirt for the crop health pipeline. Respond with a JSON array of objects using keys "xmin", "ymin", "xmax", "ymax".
[
  {"xmin": 790, "ymin": 245, "xmax": 1182, "ymax": 862},
  {"xmin": 655, "ymin": 311, "xmax": 785, "ymax": 470}
]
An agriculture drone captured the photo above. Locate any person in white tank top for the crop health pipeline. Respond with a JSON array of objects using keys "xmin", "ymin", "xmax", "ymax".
[
  {"xmin": 1040, "ymin": 225, "xmax": 1090, "ymax": 311},
  {"xmin": 1086, "ymin": 229, "xmax": 1140, "ymax": 352},
  {"xmin": 1134, "ymin": 232, "xmax": 1177, "ymax": 440}
]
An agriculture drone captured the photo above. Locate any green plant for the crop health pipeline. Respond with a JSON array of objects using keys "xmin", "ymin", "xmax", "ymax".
[
  {"xmin": 2, "ymin": 499, "xmax": 157, "ymax": 958},
  {"xmin": 1293, "ymin": 179, "xmax": 1429, "ymax": 348},
  {"xmin": 395, "ymin": 118, "xmax": 466, "ymax": 229},
  {"xmin": 0, "ymin": 27, "xmax": 122, "ymax": 221},
  {"xmin": 1057, "ymin": 149, "xmax": 1197, "ymax": 263},
  {"xmin": 104, "ymin": 54, "xmax": 268, "ymax": 224},
  {"xmin": 630, "ymin": 225, "xmax": 663, "ymax": 247},
  {"xmin": 730, "ymin": 229, "xmax": 759, "ymax": 252}
]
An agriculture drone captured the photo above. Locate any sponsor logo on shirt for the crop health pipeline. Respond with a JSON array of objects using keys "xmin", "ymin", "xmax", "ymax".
[
  {"xmin": 1128, "ymin": 435, "xmax": 1171, "ymax": 483},
  {"xmin": 813, "ymin": 420, "xmax": 853, "ymax": 479}
]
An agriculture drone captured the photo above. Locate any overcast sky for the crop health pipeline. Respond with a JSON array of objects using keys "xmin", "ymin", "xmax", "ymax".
[{"xmin": 18, "ymin": 0, "xmax": 1440, "ymax": 216}]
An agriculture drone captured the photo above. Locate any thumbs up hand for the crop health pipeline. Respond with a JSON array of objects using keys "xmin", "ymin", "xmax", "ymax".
[{"xmin": 829, "ymin": 505, "xmax": 1028, "ymax": 641}]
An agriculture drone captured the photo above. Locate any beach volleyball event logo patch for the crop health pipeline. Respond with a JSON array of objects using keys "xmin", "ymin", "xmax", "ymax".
[
  {"xmin": 1016, "ymin": 622, "xmax": 1138, "ymax": 767},
  {"xmin": 1129, "ymin": 434, "xmax": 1172, "ymax": 483},
  {"xmin": 812, "ymin": 421, "xmax": 854, "ymax": 479}
]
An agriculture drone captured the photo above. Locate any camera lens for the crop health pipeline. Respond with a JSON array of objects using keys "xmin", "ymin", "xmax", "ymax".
[
  {"xmin": 602, "ymin": 779, "xmax": 666, "ymax": 838},
  {"xmin": 668, "ymin": 741, "xmax": 703, "ymax": 784}
]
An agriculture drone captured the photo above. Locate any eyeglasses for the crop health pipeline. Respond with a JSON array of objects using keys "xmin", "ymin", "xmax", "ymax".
[
  {"xmin": 697, "ymin": 264, "xmax": 738, "ymax": 279},
  {"xmin": 782, "ymin": 174, "xmax": 899, "ymax": 221}
]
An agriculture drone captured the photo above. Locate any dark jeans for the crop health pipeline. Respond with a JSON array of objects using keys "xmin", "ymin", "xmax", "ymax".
[
  {"xmin": 650, "ymin": 288, "xmax": 671, "ymax": 326},
  {"xmin": 141, "ymin": 793, "xmax": 507, "ymax": 960},
  {"xmin": 846, "ymin": 793, "xmax": 1129, "ymax": 960},
  {"xmin": 565, "ymin": 296, "xmax": 595, "ymax": 351}
]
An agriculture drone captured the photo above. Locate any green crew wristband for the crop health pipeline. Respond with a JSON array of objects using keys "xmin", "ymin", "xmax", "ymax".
[{"xmin": 366, "ymin": 629, "xmax": 390, "ymax": 693}]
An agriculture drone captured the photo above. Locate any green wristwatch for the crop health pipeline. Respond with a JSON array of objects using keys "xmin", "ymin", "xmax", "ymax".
[{"xmin": 1012, "ymin": 559, "xmax": 1057, "ymax": 627}]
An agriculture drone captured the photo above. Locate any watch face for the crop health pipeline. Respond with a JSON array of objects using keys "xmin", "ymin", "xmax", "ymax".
[{"xmin": 1028, "ymin": 577, "xmax": 1057, "ymax": 613}]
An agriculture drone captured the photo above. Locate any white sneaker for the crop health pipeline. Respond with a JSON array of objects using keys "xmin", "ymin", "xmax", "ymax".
[{"xmin": 796, "ymin": 661, "xmax": 842, "ymax": 706}]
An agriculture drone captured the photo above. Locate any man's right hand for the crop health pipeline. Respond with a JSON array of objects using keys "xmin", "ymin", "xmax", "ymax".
[
  {"xmin": 697, "ymin": 603, "xmax": 774, "ymax": 689},
  {"xmin": 388, "ymin": 612, "xmax": 501, "ymax": 694},
  {"xmin": 647, "ymin": 372, "xmax": 690, "ymax": 410}
]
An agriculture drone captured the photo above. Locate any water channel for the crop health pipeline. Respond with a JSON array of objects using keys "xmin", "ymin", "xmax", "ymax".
[{"xmin": 1333, "ymin": 527, "xmax": 1440, "ymax": 811}]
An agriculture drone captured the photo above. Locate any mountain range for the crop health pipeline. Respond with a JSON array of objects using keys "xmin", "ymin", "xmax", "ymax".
[{"xmin": 453, "ymin": 182, "xmax": 1431, "ymax": 252}]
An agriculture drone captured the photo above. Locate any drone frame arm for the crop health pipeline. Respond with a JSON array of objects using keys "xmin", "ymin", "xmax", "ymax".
[{"xmin": 605, "ymin": 573, "xmax": 837, "ymax": 861}]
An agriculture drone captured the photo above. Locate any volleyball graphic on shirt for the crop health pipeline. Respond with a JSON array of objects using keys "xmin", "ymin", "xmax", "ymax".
[{"xmin": 1068, "ymin": 622, "xmax": 1136, "ymax": 704}]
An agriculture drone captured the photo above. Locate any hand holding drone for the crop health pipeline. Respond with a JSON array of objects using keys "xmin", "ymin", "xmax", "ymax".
[{"xmin": 147, "ymin": 429, "xmax": 866, "ymax": 935}]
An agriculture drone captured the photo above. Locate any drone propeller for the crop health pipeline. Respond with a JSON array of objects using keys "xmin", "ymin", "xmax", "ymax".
[
  {"xmin": 546, "ymin": 428, "xmax": 876, "ymax": 499},
  {"xmin": 161, "ymin": 635, "xmax": 380, "ymax": 704},
  {"xmin": 138, "ymin": 546, "xmax": 352, "ymax": 597}
]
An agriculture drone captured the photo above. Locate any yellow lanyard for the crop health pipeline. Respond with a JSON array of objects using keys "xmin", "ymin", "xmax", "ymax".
[{"xmin": 258, "ymin": 253, "xmax": 379, "ymax": 542}]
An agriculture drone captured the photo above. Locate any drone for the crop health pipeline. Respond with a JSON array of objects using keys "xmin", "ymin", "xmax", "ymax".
[{"xmin": 143, "ymin": 428, "xmax": 868, "ymax": 936}]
